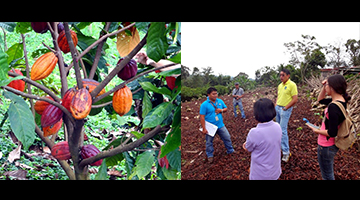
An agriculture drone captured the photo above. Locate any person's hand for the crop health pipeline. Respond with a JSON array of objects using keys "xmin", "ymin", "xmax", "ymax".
[
  {"xmin": 322, "ymin": 79, "xmax": 327, "ymax": 86},
  {"xmin": 201, "ymin": 128, "xmax": 208, "ymax": 134},
  {"xmin": 305, "ymin": 123, "xmax": 319, "ymax": 133},
  {"xmin": 135, "ymin": 51, "xmax": 154, "ymax": 65},
  {"xmin": 215, "ymin": 108, "xmax": 223, "ymax": 114},
  {"xmin": 242, "ymin": 142, "xmax": 247, "ymax": 151}
]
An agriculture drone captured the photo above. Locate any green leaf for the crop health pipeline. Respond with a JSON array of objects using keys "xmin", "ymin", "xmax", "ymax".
[
  {"xmin": 141, "ymin": 91, "xmax": 152, "ymax": 119},
  {"xmin": 131, "ymin": 131, "xmax": 144, "ymax": 139},
  {"xmin": 166, "ymin": 148, "xmax": 181, "ymax": 172},
  {"xmin": 0, "ymin": 22, "xmax": 16, "ymax": 32},
  {"xmin": 139, "ymin": 81, "xmax": 171, "ymax": 97},
  {"xmin": 168, "ymin": 52, "xmax": 181, "ymax": 64},
  {"xmin": 6, "ymin": 43, "xmax": 23, "ymax": 65},
  {"xmin": 160, "ymin": 105, "xmax": 180, "ymax": 157},
  {"xmin": 146, "ymin": 22, "xmax": 168, "ymax": 62},
  {"xmin": 95, "ymin": 160, "xmax": 108, "ymax": 180},
  {"xmin": 15, "ymin": 22, "xmax": 32, "ymax": 34},
  {"xmin": 143, "ymin": 102, "xmax": 174, "ymax": 129},
  {"xmin": 4, "ymin": 91, "xmax": 36, "ymax": 150},
  {"xmin": 130, "ymin": 150, "xmax": 155, "ymax": 179},
  {"xmin": 157, "ymin": 67, "xmax": 181, "ymax": 77},
  {"xmin": 0, "ymin": 50, "xmax": 9, "ymax": 81}
]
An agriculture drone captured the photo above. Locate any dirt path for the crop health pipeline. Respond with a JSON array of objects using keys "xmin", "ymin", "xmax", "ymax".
[{"xmin": 181, "ymin": 87, "xmax": 360, "ymax": 180}]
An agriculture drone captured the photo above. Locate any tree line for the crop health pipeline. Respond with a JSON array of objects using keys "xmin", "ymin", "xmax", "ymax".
[{"xmin": 182, "ymin": 35, "xmax": 360, "ymax": 101}]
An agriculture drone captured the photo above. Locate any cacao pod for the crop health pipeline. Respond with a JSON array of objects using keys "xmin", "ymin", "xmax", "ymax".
[
  {"xmin": 80, "ymin": 144, "xmax": 102, "ymax": 166},
  {"xmin": 41, "ymin": 103, "xmax": 63, "ymax": 127},
  {"xmin": 57, "ymin": 30, "xmax": 78, "ymax": 54},
  {"xmin": 43, "ymin": 118, "xmax": 63, "ymax": 137},
  {"xmin": 166, "ymin": 76, "xmax": 176, "ymax": 90},
  {"xmin": 112, "ymin": 85, "xmax": 132, "ymax": 116},
  {"xmin": 7, "ymin": 69, "xmax": 25, "ymax": 92},
  {"xmin": 31, "ymin": 22, "xmax": 48, "ymax": 34},
  {"xmin": 117, "ymin": 58, "xmax": 138, "ymax": 80},
  {"xmin": 51, "ymin": 141, "xmax": 71, "ymax": 160},
  {"xmin": 76, "ymin": 79, "xmax": 106, "ymax": 97},
  {"xmin": 34, "ymin": 96, "xmax": 54, "ymax": 115},
  {"xmin": 70, "ymin": 87, "xmax": 92, "ymax": 120},
  {"xmin": 61, "ymin": 87, "xmax": 76, "ymax": 112},
  {"xmin": 31, "ymin": 52, "xmax": 58, "ymax": 81}
]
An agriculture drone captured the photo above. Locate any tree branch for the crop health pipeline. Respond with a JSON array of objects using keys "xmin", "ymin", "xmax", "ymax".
[
  {"xmin": 1, "ymin": 85, "xmax": 75, "ymax": 125},
  {"xmin": 89, "ymin": 22, "xmax": 111, "ymax": 80},
  {"xmin": 90, "ymin": 33, "xmax": 147, "ymax": 98},
  {"xmin": 65, "ymin": 22, "xmax": 136, "ymax": 72},
  {"xmin": 93, "ymin": 63, "xmax": 178, "ymax": 103},
  {"xmin": 8, "ymin": 71, "xmax": 61, "ymax": 103},
  {"xmin": 21, "ymin": 33, "xmax": 35, "ymax": 116},
  {"xmin": 79, "ymin": 125, "xmax": 166, "ymax": 168}
]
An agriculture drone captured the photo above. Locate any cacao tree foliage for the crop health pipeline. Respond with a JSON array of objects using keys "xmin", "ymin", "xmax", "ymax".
[{"xmin": 0, "ymin": 22, "xmax": 181, "ymax": 180}]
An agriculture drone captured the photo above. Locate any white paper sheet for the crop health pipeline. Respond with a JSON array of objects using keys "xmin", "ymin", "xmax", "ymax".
[{"xmin": 199, "ymin": 121, "xmax": 218, "ymax": 137}]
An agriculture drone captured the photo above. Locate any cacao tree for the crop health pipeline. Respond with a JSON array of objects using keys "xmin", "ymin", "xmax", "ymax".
[{"xmin": 0, "ymin": 22, "xmax": 181, "ymax": 180}]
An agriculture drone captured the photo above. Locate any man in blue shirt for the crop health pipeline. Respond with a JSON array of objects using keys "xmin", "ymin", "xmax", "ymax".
[{"xmin": 200, "ymin": 87, "xmax": 234, "ymax": 163}]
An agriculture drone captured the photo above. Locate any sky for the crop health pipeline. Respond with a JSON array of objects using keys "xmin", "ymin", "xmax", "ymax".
[{"xmin": 182, "ymin": 22, "xmax": 360, "ymax": 79}]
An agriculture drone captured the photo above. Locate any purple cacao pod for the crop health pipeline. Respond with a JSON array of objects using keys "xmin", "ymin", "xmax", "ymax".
[
  {"xmin": 117, "ymin": 58, "xmax": 138, "ymax": 80},
  {"xmin": 31, "ymin": 22, "xmax": 49, "ymax": 34},
  {"xmin": 81, "ymin": 144, "xmax": 103, "ymax": 166}
]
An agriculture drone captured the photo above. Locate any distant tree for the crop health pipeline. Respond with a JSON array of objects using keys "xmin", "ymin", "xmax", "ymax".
[{"xmin": 345, "ymin": 39, "xmax": 360, "ymax": 66}]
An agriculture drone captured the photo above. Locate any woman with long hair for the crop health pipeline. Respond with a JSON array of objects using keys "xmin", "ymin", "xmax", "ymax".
[{"xmin": 306, "ymin": 74, "xmax": 351, "ymax": 180}]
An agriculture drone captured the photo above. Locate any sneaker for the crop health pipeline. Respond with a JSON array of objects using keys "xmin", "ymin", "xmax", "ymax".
[{"xmin": 282, "ymin": 153, "xmax": 291, "ymax": 162}]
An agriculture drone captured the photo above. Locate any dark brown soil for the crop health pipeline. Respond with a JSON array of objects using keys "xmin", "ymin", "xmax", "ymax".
[{"xmin": 181, "ymin": 87, "xmax": 360, "ymax": 180}]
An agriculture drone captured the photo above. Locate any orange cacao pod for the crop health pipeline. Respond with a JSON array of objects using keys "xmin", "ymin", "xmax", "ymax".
[
  {"xmin": 112, "ymin": 85, "xmax": 132, "ymax": 116},
  {"xmin": 51, "ymin": 141, "xmax": 71, "ymax": 160},
  {"xmin": 76, "ymin": 79, "xmax": 106, "ymax": 97},
  {"xmin": 34, "ymin": 96, "xmax": 54, "ymax": 115},
  {"xmin": 7, "ymin": 69, "xmax": 25, "ymax": 92},
  {"xmin": 61, "ymin": 87, "xmax": 76, "ymax": 112},
  {"xmin": 70, "ymin": 87, "xmax": 92, "ymax": 120},
  {"xmin": 43, "ymin": 118, "xmax": 63, "ymax": 137},
  {"xmin": 58, "ymin": 30, "xmax": 78, "ymax": 54},
  {"xmin": 31, "ymin": 52, "xmax": 58, "ymax": 81}
]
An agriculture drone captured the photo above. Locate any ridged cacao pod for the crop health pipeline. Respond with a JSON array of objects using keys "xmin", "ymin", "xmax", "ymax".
[
  {"xmin": 51, "ymin": 141, "xmax": 71, "ymax": 160},
  {"xmin": 41, "ymin": 104, "xmax": 63, "ymax": 127},
  {"xmin": 31, "ymin": 22, "xmax": 48, "ymax": 34},
  {"xmin": 43, "ymin": 118, "xmax": 63, "ymax": 137},
  {"xmin": 117, "ymin": 58, "xmax": 138, "ymax": 80},
  {"xmin": 80, "ymin": 144, "xmax": 102, "ymax": 166},
  {"xmin": 34, "ymin": 96, "xmax": 54, "ymax": 115},
  {"xmin": 61, "ymin": 87, "xmax": 76, "ymax": 112},
  {"xmin": 31, "ymin": 52, "xmax": 58, "ymax": 81},
  {"xmin": 112, "ymin": 85, "xmax": 132, "ymax": 116},
  {"xmin": 76, "ymin": 79, "xmax": 106, "ymax": 97},
  {"xmin": 7, "ymin": 69, "xmax": 25, "ymax": 92},
  {"xmin": 58, "ymin": 30, "xmax": 78, "ymax": 54},
  {"xmin": 70, "ymin": 88, "xmax": 92, "ymax": 120}
]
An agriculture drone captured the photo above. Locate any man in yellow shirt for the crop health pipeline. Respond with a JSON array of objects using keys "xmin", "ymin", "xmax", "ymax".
[{"xmin": 275, "ymin": 69, "xmax": 298, "ymax": 163}]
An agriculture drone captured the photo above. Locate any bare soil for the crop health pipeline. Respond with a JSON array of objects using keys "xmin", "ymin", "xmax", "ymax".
[{"xmin": 181, "ymin": 87, "xmax": 360, "ymax": 180}]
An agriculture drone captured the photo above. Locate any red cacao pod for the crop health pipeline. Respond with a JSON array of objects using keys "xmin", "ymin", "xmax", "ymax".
[
  {"xmin": 41, "ymin": 104, "xmax": 63, "ymax": 127},
  {"xmin": 31, "ymin": 22, "xmax": 48, "ymax": 34},
  {"xmin": 43, "ymin": 118, "xmax": 63, "ymax": 137},
  {"xmin": 76, "ymin": 79, "xmax": 106, "ymax": 97},
  {"xmin": 51, "ymin": 141, "xmax": 71, "ymax": 160},
  {"xmin": 34, "ymin": 96, "xmax": 54, "ymax": 115},
  {"xmin": 117, "ymin": 58, "xmax": 138, "ymax": 80},
  {"xmin": 7, "ymin": 69, "xmax": 25, "ymax": 92},
  {"xmin": 57, "ymin": 30, "xmax": 78, "ymax": 54},
  {"xmin": 31, "ymin": 52, "xmax": 58, "ymax": 81},
  {"xmin": 81, "ymin": 144, "xmax": 102, "ymax": 166},
  {"xmin": 61, "ymin": 87, "xmax": 76, "ymax": 112},
  {"xmin": 70, "ymin": 87, "xmax": 92, "ymax": 120},
  {"xmin": 112, "ymin": 85, "xmax": 132, "ymax": 116},
  {"xmin": 166, "ymin": 76, "xmax": 176, "ymax": 90}
]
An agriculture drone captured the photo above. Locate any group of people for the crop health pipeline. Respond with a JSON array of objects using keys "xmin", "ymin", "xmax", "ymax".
[{"xmin": 199, "ymin": 69, "xmax": 351, "ymax": 180}]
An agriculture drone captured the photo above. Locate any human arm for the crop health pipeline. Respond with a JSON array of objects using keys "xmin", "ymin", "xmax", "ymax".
[
  {"xmin": 317, "ymin": 80, "xmax": 327, "ymax": 102},
  {"xmin": 200, "ymin": 114, "xmax": 208, "ymax": 134},
  {"xmin": 135, "ymin": 51, "xmax": 180, "ymax": 74},
  {"xmin": 215, "ymin": 107, "xmax": 227, "ymax": 114},
  {"xmin": 284, "ymin": 95, "xmax": 298, "ymax": 110}
]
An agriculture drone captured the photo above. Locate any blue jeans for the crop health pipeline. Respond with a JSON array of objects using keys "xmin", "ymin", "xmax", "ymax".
[
  {"xmin": 233, "ymin": 101, "xmax": 246, "ymax": 118},
  {"xmin": 205, "ymin": 126, "xmax": 234, "ymax": 158},
  {"xmin": 317, "ymin": 145, "xmax": 339, "ymax": 180},
  {"xmin": 275, "ymin": 105, "xmax": 293, "ymax": 155}
]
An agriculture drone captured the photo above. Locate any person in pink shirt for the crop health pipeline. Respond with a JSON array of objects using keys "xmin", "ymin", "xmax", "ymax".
[
  {"xmin": 243, "ymin": 98, "xmax": 282, "ymax": 180},
  {"xmin": 306, "ymin": 74, "xmax": 350, "ymax": 180}
]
